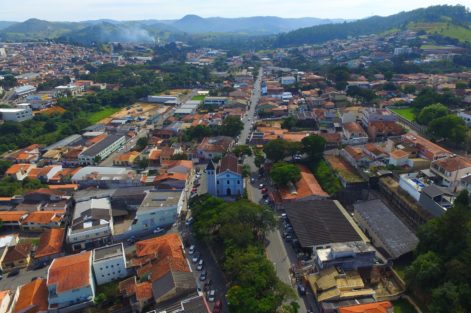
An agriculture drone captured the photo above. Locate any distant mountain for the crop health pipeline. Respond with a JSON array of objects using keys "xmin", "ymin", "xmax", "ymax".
[
  {"xmin": 0, "ymin": 18, "xmax": 84, "ymax": 40},
  {"xmin": 0, "ymin": 15, "xmax": 348, "ymax": 43},
  {"xmin": 170, "ymin": 15, "xmax": 347, "ymax": 34},
  {"xmin": 0, "ymin": 21, "xmax": 17, "ymax": 30},
  {"xmin": 275, "ymin": 5, "xmax": 471, "ymax": 46}
]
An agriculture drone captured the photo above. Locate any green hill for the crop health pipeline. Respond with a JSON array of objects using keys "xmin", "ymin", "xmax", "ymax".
[{"xmin": 275, "ymin": 5, "xmax": 471, "ymax": 47}]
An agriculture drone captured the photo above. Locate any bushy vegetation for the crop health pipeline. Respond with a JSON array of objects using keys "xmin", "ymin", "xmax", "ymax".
[
  {"xmin": 405, "ymin": 190, "xmax": 471, "ymax": 313},
  {"xmin": 191, "ymin": 195, "xmax": 295, "ymax": 313},
  {"xmin": 309, "ymin": 160, "xmax": 343, "ymax": 195},
  {"xmin": 0, "ymin": 177, "xmax": 46, "ymax": 197}
]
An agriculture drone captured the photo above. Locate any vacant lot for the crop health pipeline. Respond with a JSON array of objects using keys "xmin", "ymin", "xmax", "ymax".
[
  {"xmin": 86, "ymin": 107, "xmax": 120, "ymax": 124},
  {"xmin": 390, "ymin": 107, "xmax": 416, "ymax": 122},
  {"xmin": 192, "ymin": 95, "xmax": 205, "ymax": 101}
]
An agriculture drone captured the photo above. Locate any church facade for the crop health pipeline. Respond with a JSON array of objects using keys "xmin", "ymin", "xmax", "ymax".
[{"xmin": 206, "ymin": 154, "xmax": 244, "ymax": 197}]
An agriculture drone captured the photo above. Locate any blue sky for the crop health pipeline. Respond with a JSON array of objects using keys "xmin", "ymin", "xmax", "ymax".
[{"xmin": 0, "ymin": 0, "xmax": 466, "ymax": 21}]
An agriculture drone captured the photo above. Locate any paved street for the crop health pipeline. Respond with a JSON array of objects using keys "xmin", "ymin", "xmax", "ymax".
[
  {"xmin": 0, "ymin": 266, "xmax": 49, "ymax": 291},
  {"xmin": 238, "ymin": 67, "xmax": 263, "ymax": 145}
]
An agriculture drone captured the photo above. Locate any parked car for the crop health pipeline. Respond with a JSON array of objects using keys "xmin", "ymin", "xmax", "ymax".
[
  {"xmin": 261, "ymin": 187, "xmax": 268, "ymax": 193},
  {"xmin": 185, "ymin": 217, "xmax": 194, "ymax": 226},
  {"xmin": 250, "ymin": 177, "xmax": 255, "ymax": 183},
  {"xmin": 8, "ymin": 269, "xmax": 19, "ymax": 277},
  {"xmin": 259, "ymin": 184, "xmax": 264, "ymax": 189},
  {"xmin": 197, "ymin": 259, "xmax": 204, "ymax": 271},
  {"xmin": 192, "ymin": 253, "xmax": 200, "ymax": 263},
  {"xmin": 199, "ymin": 270, "xmax": 207, "ymax": 281},
  {"xmin": 297, "ymin": 284, "xmax": 306, "ymax": 296},
  {"xmin": 213, "ymin": 300, "xmax": 222, "ymax": 313},
  {"xmin": 189, "ymin": 245, "xmax": 196, "ymax": 255},
  {"xmin": 207, "ymin": 289, "xmax": 216, "ymax": 302}
]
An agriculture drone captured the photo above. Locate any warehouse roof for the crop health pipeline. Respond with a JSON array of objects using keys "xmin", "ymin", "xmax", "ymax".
[
  {"xmin": 353, "ymin": 199, "xmax": 418, "ymax": 259},
  {"xmin": 284, "ymin": 200, "xmax": 365, "ymax": 248}
]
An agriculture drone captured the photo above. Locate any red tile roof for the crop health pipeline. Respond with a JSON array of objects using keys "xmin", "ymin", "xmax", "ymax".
[
  {"xmin": 13, "ymin": 278, "xmax": 48, "ymax": 313},
  {"xmin": 338, "ymin": 301, "xmax": 393, "ymax": 313},
  {"xmin": 277, "ymin": 164, "xmax": 329, "ymax": 200},
  {"xmin": 35, "ymin": 228, "xmax": 65, "ymax": 259},
  {"xmin": 47, "ymin": 251, "xmax": 91, "ymax": 293},
  {"xmin": 0, "ymin": 211, "xmax": 28, "ymax": 222}
]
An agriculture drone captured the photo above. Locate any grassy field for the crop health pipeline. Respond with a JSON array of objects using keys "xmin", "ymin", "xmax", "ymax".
[
  {"xmin": 191, "ymin": 95, "xmax": 206, "ymax": 101},
  {"xmin": 394, "ymin": 298, "xmax": 418, "ymax": 313},
  {"xmin": 409, "ymin": 21, "xmax": 471, "ymax": 44},
  {"xmin": 390, "ymin": 107, "xmax": 416, "ymax": 122},
  {"xmin": 86, "ymin": 107, "xmax": 120, "ymax": 124}
]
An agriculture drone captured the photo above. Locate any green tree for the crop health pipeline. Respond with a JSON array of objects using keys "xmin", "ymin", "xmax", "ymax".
[
  {"xmin": 301, "ymin": 135, "xmax": 326, "ymax": 161},
  {"xmin": 221, "ymin": 116, "xmax": 244, "ymax": 137},
  {"xmin": 428, "ymin": 115, "xmax": 468, "ymax": 146},
  {"xmin": 135, "ymin": 137, "xmax": 149, "ymax": 151},
  {"xmin": 0, "ymin": 160, "xmax": 12, "ymax": 176},
  {"xmin": 233, "ymin": 145, "xmax": 252, "ymax": 158},
  {"xmin": 405, "ymin": 251, "xmax": 443, "ymax": 290},
  {"xmin": 270, "ymin": 162, "xmax": 301, "ymax": 186},
  {"xmin": 416, "ymin": 103, "xmax": 448, "ymax": 125},
  {"xmin": 170, "ymin": 153, "xmax": 188, "ymax": 160},
  {"xmin": 281, "ymin": 116, "xmax": 298, "ymax": 130},
  {"xmin": 264, "ymin": 139, "xmax": 287, "ymax": 162}
]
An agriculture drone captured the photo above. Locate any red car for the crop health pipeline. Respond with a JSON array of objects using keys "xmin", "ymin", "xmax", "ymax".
[
  {"xmin": 261, "ymin": 187, "xmax": 268, "ymax": 193},
  {"xmin": 213, "ymin": 299, "xmax": 222, "ymax": 313}
]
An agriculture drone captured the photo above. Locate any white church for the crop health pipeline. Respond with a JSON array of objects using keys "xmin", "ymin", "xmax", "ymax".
[{"xmin": 206, "ymin": 154, "xmax": 244, "ymax": 197}]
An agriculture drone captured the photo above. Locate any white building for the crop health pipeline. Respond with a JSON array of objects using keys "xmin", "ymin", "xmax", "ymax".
[
  {"xmin": 92, "ymin": 243, "xmax": 128, "ymax": 285},
  {"xmin": 203, "ymin": 97, "xmax": 228, "ymax": 106},
  {"xmin": 13, "ymin": 85, "xmax": 36, "ymax": 98},
  {"xmin": 67, "ymin": 198, "xmax": 113, "ymax": 251},
  {"xmin": 281, "ymin": 76, "xmax": 296, "ymax": 85},
  {"xmin": 0, "ymin": 107, "xmax": 33, "ymax": 122},
  {"xmin": 78, "ymin": 134, "xmax": 126, "ymax": 165},
  {"xmin": 458, "ymin": 111, "xmax": 471, "ymax": 127},
  {"xmin": 207, "ymin": 154, "xmax": 244, "ymax": 197}
]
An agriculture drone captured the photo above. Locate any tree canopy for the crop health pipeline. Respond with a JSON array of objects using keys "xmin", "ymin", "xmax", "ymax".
[
  {"xmin": 301, "ymin": 135, "xmax": 326, "ymax": 161},
  {"xmin": 269, "ymin": 162, "xmax": 301, "ymax": 186},
  {"xmin": 428, "ymin": 115, "xmax": 468, "ymax": 146},
  {"xmin": 416, "ymin": 103, "xmax": 448, "ymax": 125},
  {"xmin": 405, "ymin": 190, "xmax": 471, "ymax": 313}
]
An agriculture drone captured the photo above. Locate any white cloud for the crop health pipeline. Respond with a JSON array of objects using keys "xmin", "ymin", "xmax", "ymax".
[{"xmin": 0, "ymin": 0, "xmax": 466, "ymax": 21}]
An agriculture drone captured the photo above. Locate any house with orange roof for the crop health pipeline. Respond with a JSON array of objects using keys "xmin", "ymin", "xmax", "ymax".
[
  {"xmin": 26, "ymin": 165, "xmax": 62, "ymax": 182},
  {"xmin": 340, "ymin": 146, "xmax": 372, "ymax": 169},
  {"xmin": 21, "ymin": 211, "xmax": 66, "ymax": 231},
  {"xmin": 389, "ymin": 149, "xmax": 410, "ymax": 167},
  {"xmin": 113, "ymin": 151, "xmax": 140, "ymax": 167},
  {"xmin": 0, "ymin": 290, "xmax": 11, "ymax": 313},
  {"xmin": 47, "ymin": 251, "xmax": 95, "ymax": 311},
  {"xmin": 196, "ymin": 136, "xmax": 234, "ymax": 160},
  {"xmin": 0, "ymin": 211, "xmax": 28, "ymax": 228},
  {"xmin": 273, "ymin": 164, "xmax": 329, "ymax": 204},
  {"xmin": 49, "ymin": 167, "xmax": 81, "ymax": 184},
  {"xmin": 34, "ymin": 228, "xmax": 65, "ymax": 264},
  {"xmin": 337, "ymin": 301, "xmax": 394, "ymax": 313},
  {"xmin": 431, "ymin": 155, "xmax": 471, "ymax": 188},
  {"xmin": 162, "ymin": 160, "xmax": 193, "ymax": 175},
  {"xmin": 7, "ymin": 144, "xmax": 41, "ymax": 164},
  {"xmin": 5, "ymin": 164, "xmax": 37, "ymax": 181},
  {"xmin": 0, "ymin": 242, "xmax": 32, "ymax": 272},
  {"xmin": 119, "ymin": 234, "xmax": 196, "ymax": 312},
  {"xmin": 153, "ymin": 172, "xmax": 188, "ymax": 190},
  {"xmin": 401, "ymin": 133, "xmax": 451, "ymax": 161},
  {"xmin": 148, "ymin": 148, "xmax": 162, "ymax": 166},
  {"xmin": 342, "ymin": 122, "xmax": 368, "ymax": 145},
  {"xmin": 10, "ymin": 279, "xmax": 48, "ymax": 313}
]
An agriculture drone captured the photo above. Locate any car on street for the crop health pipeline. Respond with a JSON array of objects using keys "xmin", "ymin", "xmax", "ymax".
[
  {"xmin": 197, "ymin": 259, "xmax": 204, "ymax": 271},
  {"xmin": 185, "ymin": 217, "xmax": 194, "ymax": 226},
  {"xmin": 259, "ymin": 184, "xmax": 264, "ymax": 189},
  {"xmin": 250, "ymin": 177, "xmax": 255, "ymax": 183},
  {"xmin": 261, "ymin": 187, "xmax": 268, "ymax": 193},
  {"xmin": 297, "ymin": 284, "xmax": 307, "ymax": 296},
  {"xmin": 8, "ymin": 269, "xmax": 19, "ymax": 277},
  {"xmin": 207, "ymin": 289, "xmax": 216, "ymax": 302},
  {"xmin": 192, "ymin": 253, "xmax": 200, "ymax": 263},
  {"xmin": 199, "ymin": 270, "xmax": 207, "ymax": 281},
  {"xmin": 213, "ymin": 300, "xmax": 222, "ymax": 313},
  {"xmin": 189, "ymin": 245, "xmax": 196, "ymax": 255}
]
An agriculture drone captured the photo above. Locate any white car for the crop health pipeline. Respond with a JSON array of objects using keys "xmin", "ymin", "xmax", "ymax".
[
  {"xmin": 189, "ymin": 245, "xmax": 196, "ymax": 255},
  {"xmin": 207, "ymin": 289, "xmax": 216, "ymax": 302},
  {"xmin": 153, "ymin": 227, "xmax": 164, "ymax": 234}
]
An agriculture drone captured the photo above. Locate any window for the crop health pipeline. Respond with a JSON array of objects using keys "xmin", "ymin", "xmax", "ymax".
[
  {"xmin": 237, "ymin": 180, "xmax": 240, "ymax": 184},
  {"xmin": 227, "ymin": 180, "xmax": 230, "ymax": 184}
]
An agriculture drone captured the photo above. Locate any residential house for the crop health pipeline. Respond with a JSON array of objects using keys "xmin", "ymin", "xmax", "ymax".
[
  {"xmin": 272, "ymin": 165, "xmax": 329, "ymax": 205},
  {"xmin": 33, "ymin": 228, "xmax": 65, "ymax": 265},
  {"xmin": 10, "ymin": 279, "xmax": 48, "ymax": 313},
  {"xmin": 342, "ymin": 122, "xmax": 368, "ymax": 145},
  {"xmin": 401, "ymin": 134, "xmax": 451, "ymax": 161},
  {"xmin": 113, "ymin": 151, "xmax": 140, "ymax": 167},
  {"xmin": 367, "ymin": 121, "xmax": 404, "ymax": 141},
  {"xmin": 206, "ymin": 154, "xmax": 244, "ymax": 197},
  {"xmin": 93, "ymin": 243, "xmax": 128, "ymax": 285},
  {"xmin": 0, "ymin": 290, "xmax": 11, "ymax": 313},
  {"xmin": 196, "ymin": 136, "xmax": 233, "ymax": 160},
  {"xmin": 4, "ymin": 164, "xmax": 36, "ymax": 181},
  {"xmin": 0, "ymin": 243, "xmax": 32, "ymax": 272},
  {"xmin": 47, "ymin": 252, "xmax": 96, "ymax": 311},
  {"xmin": 418, "ymin": 184, "xmax": 455, "ymax": 217},
  {"xmin": 359, "ymin": 108, "xmax": 396, "ymax": 128},
  {"xmin": 430, "ymin": 155, "xmax": 471, "ymax": 188},
  {"xmin": 0, "ymin": 212, "xmax": 27, "ymax": 229},
  {"xmin": 314, "ymin": 241, "xmax": 376, "ymax": 271},
  {"xmin": 21, "ymin": 211, "xmax": 65, "ymax": 232},
  {"xmin": 389, "ymin": 149, "xmax": 410, "ymax": 167},
  {"xmin": 153, "ymin": 172, "xmax": 188, "ymax": 190},
  {"xmin": 340, "ymin": 146, "xmax": 371, "ymax": 169}
]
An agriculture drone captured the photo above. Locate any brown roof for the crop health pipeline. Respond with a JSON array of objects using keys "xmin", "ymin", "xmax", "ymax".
[
  {"xmin": 277, "ymin": 164, "xmax": 329, "ymax": 200},
  {"xmin": 0, "ymin": 211, "xmax": 28, "ymax": 222},
  {"xmin": 218, "ymin": 154, "xmax": 241, "ymax": 174},
  {"xmin": 343, "ymin": 122, "xmax": 366, "ymax": 135},
  {"xmin": 197, "ymin": 136, "xmax": 233, "ymax": 153},
  {"xmin": 389, "ymin": 149, "xmax": 409, "ymax": 159},
  {"xmin": 344, "ymin": 146, "xmax": 365, "ymax": 161},
  {"xmin": 135, "ymin": 233, "xmax": 183, "ymax": 259},
  {"xmin": 13, "ymin": 278, "xmax": 48, "ymax": 313},
  {"xmin": 35, "ymin": 228, "xmax": 65, "ymax": 259},
  {"xmin": 22, "ymin": 211, "xmax": 65, "ymax": 225},
  {"xmin": 47, "ymin": 251, "xmax": 91, "ymax": 293},
  {"xmin": 3, "ymin": 243, "xmax": 32, "ymax": 263},
  {"xmin": 433, "ymin": 156, "xmax": 471, "ymax": 172},
  {"xmin": 338, "ymin": 301, "xmax": 393, "ymax": 313}
]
